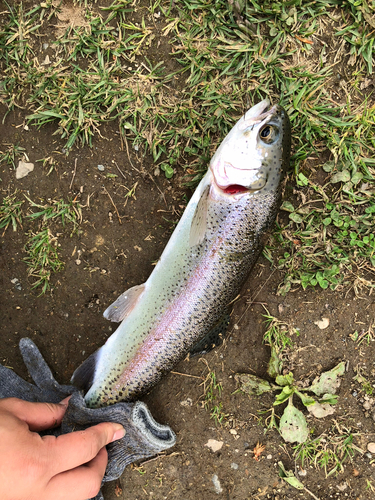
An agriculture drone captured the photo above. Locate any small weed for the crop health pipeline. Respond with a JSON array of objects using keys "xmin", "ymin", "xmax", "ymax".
[
  {"xmin": 0, "ymin": 144, "xmax": 26, "ymax": 168},
  {"xmin": 366, "ymin": 479, "xmax": 375, "ymax": 493},
  {"xmin": 200, "ymin": 361, "xmax": 228, "ymax": 426},
  {"xmin": 236, "ymin": 314, "xmax": 346, "ymax": 444},
  {"xmin": 353, "ymin": 365, "xmax": 374, "ymax": 396},
  {"xmin": 22, "ymin": 196, "xmax": 82, "ymax": 293},
  {"xmin": 25, "ymin": 196, "xmax": 82, "ymax": 233},
  {"xmin": 0, "ymin": 192, "xmax": 23, "ymax": 234},
  {"xmin": 293, "ymin": 422, "xmax": 364, "ymax": 477},
  {"xmin": 24, "ymin": 228, "xmax": 64, "ymax": 294}
]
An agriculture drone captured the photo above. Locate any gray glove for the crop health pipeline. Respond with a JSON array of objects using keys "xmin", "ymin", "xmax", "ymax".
[{"xmin": 0, "ymin": 338, "xmax": 176, "ymax": 500}]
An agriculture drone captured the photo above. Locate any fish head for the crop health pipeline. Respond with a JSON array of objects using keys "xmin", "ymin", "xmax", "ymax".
[{"xmin": 209, "ymin": 99, "xmax": 291, "ymax": 199}]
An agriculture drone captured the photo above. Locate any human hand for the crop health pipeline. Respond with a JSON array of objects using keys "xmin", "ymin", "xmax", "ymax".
[{"xmin": 0, "ymin": 397, "xmax": 125, "ymax": 500}]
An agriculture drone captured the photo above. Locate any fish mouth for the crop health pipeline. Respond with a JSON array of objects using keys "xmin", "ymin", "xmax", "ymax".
[{"xmin": 222, "ymin": 184, "xmax": 251, "ymax": 195}]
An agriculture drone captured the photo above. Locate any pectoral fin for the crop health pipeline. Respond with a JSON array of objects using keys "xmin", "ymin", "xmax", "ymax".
[
  {"xmin": 104, "ymin": 284, "xmax": 145, "ymax": 322},
  {"xmin": 190, "ymin": 312, "xmax": 231, "ymax": 356},
  {"xmin": 189, "ymin": 185, "xmax": 210, "ymax": 247}
]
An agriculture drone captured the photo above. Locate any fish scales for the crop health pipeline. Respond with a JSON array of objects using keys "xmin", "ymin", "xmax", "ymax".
[{"xmin": 72, "ymin": 99, "xmax": 291, "ymax": 407}]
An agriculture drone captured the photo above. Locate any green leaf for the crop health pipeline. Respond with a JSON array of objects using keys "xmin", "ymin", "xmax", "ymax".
[
  {"xmin": 234, "ymin": 373, "xmax": 274, "ymax": 396},
  {"xmin": 274, "ymin": 385, "xmax": 294, "ymax": 405},
  {"xmin": 276, "ymin": 372, "xmax": 294, "ymax": 387},
  {"xmin": 295, "ymin": 390, "xmax": 316, "ymax": 407},
  {"xmin": 289, "ymin": 212, "xmax": 304, "ymax": 224},
  {"xmin": 280, "ymin": 201, "xmax": 295, "ymax": 213},
  {"xmin": 279, "ymin": 399, "xmax": 309, "ymax": 443},
  {"xmin": 267, "ymin": 343, "xmax": 282, "ymax": 379},
  {"xmin": 278, "ymin": 462, "xmax": 305, "ymax": 490},
  {"xmin": 322, "ymin": 161, "xmax": 335, "ymax": 172},
  {"xmin": 331, "ymin": 170, "xmax": 351, "ymax": 183},
  {"xmin": 308, "ymin": 362, "xmax": 346, "ymax": 396}
]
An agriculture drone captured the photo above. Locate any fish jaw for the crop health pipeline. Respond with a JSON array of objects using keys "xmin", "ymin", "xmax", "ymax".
[{"xmin": 210, "ymin": 99, "xmax": 290, "ymax": 199}]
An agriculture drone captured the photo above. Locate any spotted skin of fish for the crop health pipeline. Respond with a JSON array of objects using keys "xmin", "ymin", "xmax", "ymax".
[{"xmin": 72, "ymin": 99, "xmax": 291, "ymax": 407}]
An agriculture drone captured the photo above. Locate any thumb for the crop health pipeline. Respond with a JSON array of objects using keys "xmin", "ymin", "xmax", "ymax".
[{"xmin": 0, "ymin": 398, "xmax": 69, "ymax": 432}]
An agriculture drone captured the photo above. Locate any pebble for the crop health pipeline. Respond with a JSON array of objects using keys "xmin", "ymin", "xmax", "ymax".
[
  {"xmin": 97, "ymin": 164, "xmax": 105, "ymax": 171},
  {"xmin": 180, "ymin": 398, "xmax": 193, "ymax": 407},
  {"xmin": 367, "ymin": 443, "xmax": 375, "ymax": 453},
  {"xmin": 16, "ymin": 161, "xmax": 34, "ymax": 179},
  {"xmin": 10, "ymin": 278, "xmax": 22, "ymax": 291},
  {"xmin": 229, "ymin": 429, "xmax": 237, "ymax": 435},
  {"xmin": 231, "ymin": 463, "xmax": 238, "ymax": 470},
  {"xmin": 205, "ymin": 439, "xmax": 223, "ymax": 453},
  {"xmin": 298, "ymin": 469, "xmax": 307, "ymax": 477},
  {"xmin": 212, "ymin": 474, "xmax": 223, "ymax": 494},
  {"xmin": 352, "ymin": 391, "xmax": 358, "ymax": 397}
]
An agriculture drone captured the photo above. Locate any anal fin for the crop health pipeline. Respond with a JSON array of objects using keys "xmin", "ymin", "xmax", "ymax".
[
  {"xmin": 71, "ymin": 348, "xmax": 100, "ymax": 393},
  {"xmin": 104, "ymin": 283, "xmax": 145, "ymax": 322},
  {"xmin": 190, "ymin": 311, "xmax": 231, "ymax": 356}
]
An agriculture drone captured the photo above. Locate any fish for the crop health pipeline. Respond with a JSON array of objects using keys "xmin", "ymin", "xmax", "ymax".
[{"xmin": 72, "ymin": 98, "xmax": 291, "ymax": 407}]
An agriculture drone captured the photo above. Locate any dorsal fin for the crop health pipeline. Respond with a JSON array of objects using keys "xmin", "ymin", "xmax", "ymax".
[
  {"xmin": 189, "ymin": 185, "xmax": 210, "ymax": 247},
  {"xmin": 103, "ymin": 284, "xmax": 145, "ymax": 322}
]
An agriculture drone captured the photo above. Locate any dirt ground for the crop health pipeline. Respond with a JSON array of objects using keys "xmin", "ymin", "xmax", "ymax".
[{"xmin": 1, "ymin": 2, "xmax": 375, "ymax": 500}]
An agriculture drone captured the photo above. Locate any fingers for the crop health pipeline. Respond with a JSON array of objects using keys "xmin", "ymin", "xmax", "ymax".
[
  {"xmin": 45, "ymin": 421, "xmax": 125, "ymax": 474},
  {"xmin": 0, "ymin": 398, "xmax": 68, "ymax": 431},
  {"xmin": 46, "ymin": 447, "xmax": 108, "ymax": 500}
]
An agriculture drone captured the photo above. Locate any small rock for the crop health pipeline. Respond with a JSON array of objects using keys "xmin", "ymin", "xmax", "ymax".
[
  {"xmin": 231, "ymin": 463, "xmax": 238, "ymax": 470},
  {"xmin": 98, "ymin": 164, "xmax": 105, "ymax": 171},
  {"xmin": 180, "ymin": 398, "xmax": 193, "ymax": 407},
  {"xmin": 314, "ymin": 317, "xmax": 330, "ymax": 329},
  {"xmin": 367, "ymin": 442, "xmax": 375, "ymax": 453},
  {"xmin": 10, "ymin": 278, "xmax": 22, "ymax": 291},
  {"xmin": 336, "ymin": 482, "xmax": 348, "ymax": 492},
  {"xmin": 212, "ymin": 474, "xmax": 222, "ymax": 494},
  {"xmin": 16, "ymin": 160, "xmax": 34, "ymax": 179},
  {"xmin": 363, "ymin": 401, "xmax": 373, "ymax": 411},
  {"xmin": 266, "ymin": 454, "xmax": 272, "ymax": 460},
  {"xmin": 229, "ymin": 429, "xmax": 237, "ymax": 435},
  {"xmin": 298, "ymin": 468, "xmax": 307, "ymax": 476},
  {"xmin": 205, "ymin": 439, "xmax": 223, "ymax": 452},
  {"xmin": 43, "ymin": 43, "xmax": 49, "ymax": 50},
  {"xmin": 352, "ymin": 390, "xmax": 358, "ymax": 398},
  {"xmin": 75, "ymin": 259, "xmax": 81, "ymax": 265}
]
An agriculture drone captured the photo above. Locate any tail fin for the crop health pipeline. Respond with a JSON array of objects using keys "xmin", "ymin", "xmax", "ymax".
[{"xmin": 71, "ymin": 348, "xmax": 99, "ymax": 393}]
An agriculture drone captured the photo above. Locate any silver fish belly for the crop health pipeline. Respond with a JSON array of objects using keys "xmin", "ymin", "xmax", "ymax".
[{"xmin": 72, "ymin": 99, "xmax": 291, "ymax": 407}]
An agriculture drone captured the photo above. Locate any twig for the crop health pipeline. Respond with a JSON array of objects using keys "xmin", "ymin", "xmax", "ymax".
[
  {"xmin": 102, "ymin": 186, "xmax": 122, "ymax": 225},
  {"xmin": 114, "ymin": 160, "xmax": 127, "ymax": 181},
  {"xmin": 171, "ymin": 371, "xmax": 204, "ymax": 380},
  {"xmin": 70, "ymin": 158, "xmax": 77, "ymax": 190},
  {"xmin": 124, "ymin": 134, "xmax": 140, "ymax": 173}
]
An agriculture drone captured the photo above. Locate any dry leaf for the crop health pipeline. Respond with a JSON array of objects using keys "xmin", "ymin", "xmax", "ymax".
[{"xmin": 253, "ymin": 441, "xmax": 266, "ymax": 461}]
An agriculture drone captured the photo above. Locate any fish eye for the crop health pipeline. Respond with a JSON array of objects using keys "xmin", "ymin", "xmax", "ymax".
[{"xmin": 259, "ymin": 124, "xmax": 278, "ymax": 144}]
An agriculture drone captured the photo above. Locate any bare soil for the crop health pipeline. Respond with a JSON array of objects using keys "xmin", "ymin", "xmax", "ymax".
[{"xmin": 1, "ymin": 2, "xmax": 375, "ymax": 500}]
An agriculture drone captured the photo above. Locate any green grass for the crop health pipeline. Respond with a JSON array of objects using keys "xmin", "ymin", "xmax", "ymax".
[
  {"xmin": 20, "ymin": 196, "xmax": 82, "ymax": 293},
  {"xmin": 0, "ymin": 191, "xmax": 23, "ymax": 234},
  {"xmin": 0, "ymin": 0, "xmax": 374, "ymax": 293},
  {"xmin": 293, "ymin": 423, "xmax": 364, "ymax": 477}
]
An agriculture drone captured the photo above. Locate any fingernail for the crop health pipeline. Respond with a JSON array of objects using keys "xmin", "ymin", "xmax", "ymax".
[
  {"xmin": 59, "ymin": 395, "xmax": 72, "ymax": 407},
  {"xmin": 112, "ymin": 423, "xmax": 126, "ymax": 442}
]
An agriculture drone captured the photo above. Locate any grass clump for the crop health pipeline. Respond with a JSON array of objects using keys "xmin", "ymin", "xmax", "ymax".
[
  {"xmin": 0, "ymin": 191, "xmax": 23, "ymax": 234},
  {"xmin": 23, "ymin": 197, "xmax": 82, "ymax": 293},
  {"xmin": 293, "ymin": 422, "xmax": 364, "ymax": 477}
]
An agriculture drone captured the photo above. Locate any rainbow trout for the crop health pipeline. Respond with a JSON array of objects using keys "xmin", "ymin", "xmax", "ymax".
[{"xmin": 72, "ymin": 99, "xmax": 291, "ymax": 407}]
